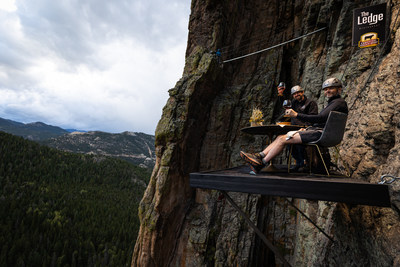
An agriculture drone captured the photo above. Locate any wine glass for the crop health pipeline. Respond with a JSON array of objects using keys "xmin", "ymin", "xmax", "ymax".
[
  {"xmin": 282, "ymin": 100, "xmax": 292, "ymax": 109},
  {"xmin": 282, "ymin": 100, "xmax": 292, "ymax": 118}
]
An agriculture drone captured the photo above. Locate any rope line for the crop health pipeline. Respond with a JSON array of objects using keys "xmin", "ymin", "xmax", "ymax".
[{"xmin": 222, "ymin": 27, "xmax": 327, "ymax": 63}]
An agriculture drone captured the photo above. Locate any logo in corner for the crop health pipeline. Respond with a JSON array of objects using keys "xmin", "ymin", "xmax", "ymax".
[{"xmin": 358, "ymin": 32, "xmax": 379, "ymax": 48}]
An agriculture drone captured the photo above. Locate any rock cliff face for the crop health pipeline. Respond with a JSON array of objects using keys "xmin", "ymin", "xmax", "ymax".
[{"xmin": 132, "ymin": 0, "xmax": 400, "ymax": 266}]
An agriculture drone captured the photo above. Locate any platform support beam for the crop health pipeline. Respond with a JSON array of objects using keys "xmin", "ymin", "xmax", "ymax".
[
  {"xmin": 285, "ymin": 198, "xmax": 334, "ymax": 243},
  {"xmin": 221, "ymin": 191, "xmax": 292, "ymax": 267}
]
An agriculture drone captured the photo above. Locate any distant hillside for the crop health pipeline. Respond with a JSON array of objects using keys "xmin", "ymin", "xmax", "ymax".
[
  {"xmin": 0, "ymin": 131, "xmax": 150, "ymax": 266},
  {"xmin": 42, "ymin": 131, "xmax": 156, "ymax": 168},
  {"xmin": 0, "ymin": 117, "xmax": 156, "ymax": 168},
  {"xmin": 0, "ymin": 117, "xmax": 68, "ymax": 140}
]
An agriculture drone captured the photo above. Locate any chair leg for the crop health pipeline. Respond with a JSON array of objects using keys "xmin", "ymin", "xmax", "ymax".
[
  {"xmin": 314, "ymin": 145, "xmax": 330, "ymax": 176},
  {"xmin": 288, "ymin": 145, "xmax": 293, "ymax": 173},
  {"xmin": 334, "ymin": 146, "xmax": 351, "ymax": 177},
  {"xmin": 309, "ymin": 146, "xmax": 313, "ymax": 175}
]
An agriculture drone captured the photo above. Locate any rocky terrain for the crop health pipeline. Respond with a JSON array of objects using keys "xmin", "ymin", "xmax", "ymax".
[
  {"xmin": 0, "ymin": 117, "xmax": 156, "ymax": 168},
  {"xmin": 43, "ymin": 131, "xmax": 156, "ymax": 169},
  {"xmin": 132, "ymin": 0, "xmax": 400, "ymax": 266}
]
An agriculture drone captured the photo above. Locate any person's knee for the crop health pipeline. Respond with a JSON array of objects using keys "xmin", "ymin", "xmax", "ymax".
[{"xmin": 277, "ymin": 135, "xmax": 287, "ymax": 144}]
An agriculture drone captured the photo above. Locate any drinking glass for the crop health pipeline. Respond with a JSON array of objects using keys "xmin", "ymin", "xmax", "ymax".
[{"xmin": 282, "ymin": 100, "xmax": 292, "ymax": 109}]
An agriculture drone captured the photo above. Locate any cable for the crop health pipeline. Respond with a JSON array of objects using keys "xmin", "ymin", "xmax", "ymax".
[{"xmin": 223, "ymin": 27, "xmax": 327, "ymax": 63}]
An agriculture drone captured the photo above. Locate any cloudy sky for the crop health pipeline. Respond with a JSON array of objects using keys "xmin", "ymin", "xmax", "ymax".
[{"xmin": 0, "ymin": 0, "xmax": 190, "ymax": 134}]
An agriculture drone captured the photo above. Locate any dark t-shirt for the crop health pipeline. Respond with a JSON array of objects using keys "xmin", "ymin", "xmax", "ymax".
[
  {"xmin": 291, "ymin": 96, "xmax": 318, "ymax": 126},
  {"xmin": 296, "ymin": 95, "xmax": 348, "ymax": 128}
]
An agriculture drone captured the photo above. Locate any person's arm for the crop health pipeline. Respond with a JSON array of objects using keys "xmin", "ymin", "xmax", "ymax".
[
  {"xmin": 296, "ymin": 107, "xmax": 330, "ymax": 123},
  {"xmin": 296, "ymin": 98, "xmax": 347, "ymax": 123}
]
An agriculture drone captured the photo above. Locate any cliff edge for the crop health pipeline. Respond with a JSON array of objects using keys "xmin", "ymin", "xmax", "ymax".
[{"xmin": 133, "ymin": 0, "xmax": 400, "ymax": 266}]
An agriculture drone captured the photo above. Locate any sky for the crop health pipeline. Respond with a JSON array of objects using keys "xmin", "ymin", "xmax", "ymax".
[{"xmin": 0, "ymin": 0, "xmax": 190, "ymax": 134}]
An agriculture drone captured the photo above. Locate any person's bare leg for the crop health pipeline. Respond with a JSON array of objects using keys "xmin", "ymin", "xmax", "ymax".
[
  {"xmin": 262, "ymin": 133, "xmax": 302, "ymax": 163},
  {"xmin": 261, "ymin": 135, "xmax": 285, "ymax": 156}
]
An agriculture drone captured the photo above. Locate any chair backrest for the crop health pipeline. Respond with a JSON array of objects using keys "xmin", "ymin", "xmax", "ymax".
[{"xmin": 309, "ymin": 111, "xmax": 348, "ymax": 147}]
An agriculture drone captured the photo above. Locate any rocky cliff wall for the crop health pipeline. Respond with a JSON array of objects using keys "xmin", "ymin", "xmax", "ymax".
[{"xmin": 132, "ymin": 0, "xmax": 400, "ymax": 266}]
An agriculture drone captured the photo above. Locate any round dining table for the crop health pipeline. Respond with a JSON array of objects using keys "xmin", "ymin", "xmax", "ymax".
[{"xmin": 241, "ymin": 124, "xmax": 304, "ymax": 172}]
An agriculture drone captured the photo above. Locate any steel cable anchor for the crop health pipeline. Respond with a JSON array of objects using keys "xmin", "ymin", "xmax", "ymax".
[{"xmin": 378, "ymin": 174, "xmax": 400, "ymax": 184}]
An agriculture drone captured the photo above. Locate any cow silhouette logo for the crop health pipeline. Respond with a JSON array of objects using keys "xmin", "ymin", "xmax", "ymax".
[{"xmin": 358, "ymin": 32, "xmax": 379, "ymax": 48}]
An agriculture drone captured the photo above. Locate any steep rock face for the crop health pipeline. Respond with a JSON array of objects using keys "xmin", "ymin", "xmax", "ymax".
[{"xmin": 133, "ymin": 0, "xmax": 400, "ymax": 266}]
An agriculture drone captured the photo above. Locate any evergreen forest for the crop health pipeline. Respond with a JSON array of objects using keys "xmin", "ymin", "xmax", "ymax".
[{"xmin": 0, "ymin": 131, "xmax": 151, "ymax": 266}]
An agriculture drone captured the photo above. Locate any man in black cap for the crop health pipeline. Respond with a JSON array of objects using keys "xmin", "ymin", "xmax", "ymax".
[{"xmin": 271, "ymin": 82, "xmax": 291, "ymax": 123}]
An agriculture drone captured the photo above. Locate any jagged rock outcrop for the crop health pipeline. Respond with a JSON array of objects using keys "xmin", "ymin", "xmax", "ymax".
[{"xmin": 133, "ymin": 0, "xmax": 400, "ymax": 266}]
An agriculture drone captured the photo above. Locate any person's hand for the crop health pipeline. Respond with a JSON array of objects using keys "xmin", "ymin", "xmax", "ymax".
[{"xmin": 284, "ymin": 109, "xmax": 298, "ymax": 117}]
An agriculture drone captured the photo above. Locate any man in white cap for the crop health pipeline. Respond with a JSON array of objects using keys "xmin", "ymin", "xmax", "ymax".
[
  {"xmin": 290, "ymin": 85, "xmax": 318, "ymax": 126},
  {"xmin": 241, "ymin": 77, "xmax": 348, "ymax": 173},
  {"xmin": 290, "ymin": 85, "xmax": 318, "ymax": 171}
]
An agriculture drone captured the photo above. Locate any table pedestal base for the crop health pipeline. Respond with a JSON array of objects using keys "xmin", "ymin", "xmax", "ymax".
[{"xmin": 262, "ymin": 163, "xmax": 280, "ymax": 172}]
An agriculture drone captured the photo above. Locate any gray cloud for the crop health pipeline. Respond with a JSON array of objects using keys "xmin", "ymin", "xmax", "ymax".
[
  {"xmin": 16, "ymin": 0, "xmax": 188, "ymax": 62},
  {"xmin": 0, "ymin": 0, "xmax": 190, "ymax": 134}
]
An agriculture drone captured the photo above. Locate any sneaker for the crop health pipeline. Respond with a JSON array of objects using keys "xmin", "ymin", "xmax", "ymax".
[
  {"xmin": 240, "ymin": 151, "xmax": 263, "ymax": 166},
  {"xmin": 248, "ymin": 162, "xmax": 264, "ymax": 174}
]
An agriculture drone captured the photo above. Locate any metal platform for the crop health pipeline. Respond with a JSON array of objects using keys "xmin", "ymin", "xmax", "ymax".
[{"xmin": 190, "ymin": 166, "xmax": 391, "ymax": 207}]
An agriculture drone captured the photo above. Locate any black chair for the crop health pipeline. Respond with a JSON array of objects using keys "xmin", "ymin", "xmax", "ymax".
[{"xmin": 288, "ymin": 111, "xmax": 350, "ymax": 176}]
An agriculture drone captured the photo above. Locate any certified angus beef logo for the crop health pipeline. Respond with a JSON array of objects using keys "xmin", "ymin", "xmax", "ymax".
[
  {"xmin": 352, "ymin": 3, "xmax": 387, "ymax": 48},
  {"xmin": 359, "ymin": 32, "xmax": 379, "ymax": 48}
]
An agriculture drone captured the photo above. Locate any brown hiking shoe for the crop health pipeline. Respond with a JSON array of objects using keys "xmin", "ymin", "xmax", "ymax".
[
  {"xmin": 240, "ymin": 151, "xmax": 265, "ymax": 174},
  {"xmin": 249, "ymin": 163, "xmax": 264, "ymax": 174},
  {"xmin": 240, "ymin": 151, "xmax": 263, "ymax": 166}
]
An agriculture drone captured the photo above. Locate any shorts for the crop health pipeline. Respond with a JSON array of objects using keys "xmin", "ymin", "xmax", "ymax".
[{"xmin": 298, "ymin": 128, "xmax": 323, "ymax": 143}]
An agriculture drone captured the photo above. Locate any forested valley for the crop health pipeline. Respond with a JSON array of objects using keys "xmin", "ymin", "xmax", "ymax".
[{"xmin": 0, "ymin": 131, "xmax": 151, "ymax": 266}]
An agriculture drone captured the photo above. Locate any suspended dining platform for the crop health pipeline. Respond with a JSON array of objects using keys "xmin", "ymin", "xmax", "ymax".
[
  {"xmin": 190, "ymin": 165, "xmax": 391, "ymax": 207},
  {"xmin": 190, "ymin": 166, "xmax": 392, "ymax": 266}
]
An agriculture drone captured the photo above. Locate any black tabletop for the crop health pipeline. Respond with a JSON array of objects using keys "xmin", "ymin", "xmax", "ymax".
[{"xmin": 241, "ymin": 125, "xmax": 303, "ymax": 136}]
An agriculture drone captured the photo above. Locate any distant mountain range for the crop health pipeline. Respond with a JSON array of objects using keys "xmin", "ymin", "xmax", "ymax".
[
  {"xmin": 0, "ymin": 117, "xmax": 68, "ymax": 141},
  {"xmin": 42, "ymin": 131, "xmax": 155, "ymax": 168},
  {"xmin": 0, "ymin": 117, "xmax": 155, "ymax": 168}
]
